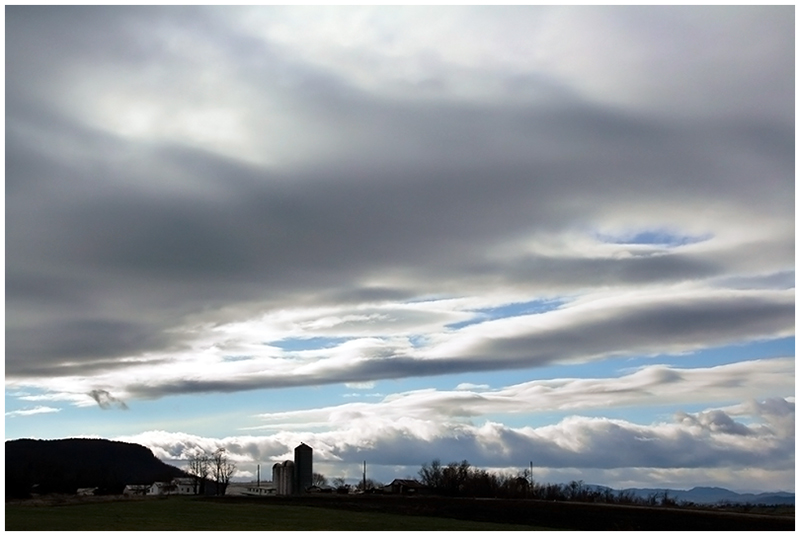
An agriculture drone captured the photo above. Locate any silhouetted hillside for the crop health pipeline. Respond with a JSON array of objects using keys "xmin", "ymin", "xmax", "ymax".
[
  {"xmin": 618, "ymin": 486, "xmax": 795, "ymax": 506},
  {"xmin": 6, "ymin": 438, "xmax": 187, "ymax": 498}
]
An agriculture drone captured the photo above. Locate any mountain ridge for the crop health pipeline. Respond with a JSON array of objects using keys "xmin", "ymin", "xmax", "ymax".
[
  {"xmin": 587, "ymin": 484, "xmax": 794, "ymax": 505},
  {"xmin": 6, "ymin": 437, "xmax": 188, "ymax": 498}
]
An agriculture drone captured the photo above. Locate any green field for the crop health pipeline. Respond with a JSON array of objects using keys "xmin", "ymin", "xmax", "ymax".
[{"xmin": 5, "ymin": 496, "xmax": 547, "ymax": 531}]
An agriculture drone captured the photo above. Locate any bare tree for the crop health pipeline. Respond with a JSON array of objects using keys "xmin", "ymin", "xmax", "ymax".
[
  {"xmin": 418, "ymin": 459, "xmax": 444, "ymax": 490},
  {"xmin": 331, "ymin": 477, "xmax": 349, "ymax": 494},
  {"xmin": 185, "ymin": 452, "xmax": 210, "ymax": 495},
  {"xmin": 312, "ymin": 472, "xmax": 328, "ymax": 487},
  {"xmin": 356, "ymin": 478, "xmax": 383, "ymax": 492},
  {"xmin": 211, "ymin": 448, "xmax": 236, "ymax": 496}
]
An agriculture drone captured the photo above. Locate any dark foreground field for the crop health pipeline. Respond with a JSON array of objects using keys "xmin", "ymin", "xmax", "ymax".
[
  {"xmin": 243, "ymin": 494, "xmax": 794, "ymax": 531},
  {"xmin": 4, "ymin": 495, "xmax": 540, "ymax": 531},
  {"xmin": 6, "ymin": 494, "xmax": 794, "ymax": 531}
]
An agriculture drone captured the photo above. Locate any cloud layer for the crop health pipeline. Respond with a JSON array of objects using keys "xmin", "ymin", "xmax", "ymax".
[
  {"xmin": 102, "ymin": 358, "xmax": 793, "ymax": 490},
  {"xmin": 7, "ymin": 7, "xmax": 793, "ymax": 394},
  {"xmin": 115, "ymin": 394, "xmax": 794, "ymax": 491},
  {"xmin": 5, "ymin": 6, "xmax": 794, "ymax": 491}
]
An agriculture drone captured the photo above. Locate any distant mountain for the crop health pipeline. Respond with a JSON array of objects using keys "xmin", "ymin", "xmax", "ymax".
[
  {"xmin": 613, "ymin": 485, "xmax": 795, "ymax": 505},
  {"xmin": 6, "ymin": 438, "xmax": 187, "ymax": 498}
]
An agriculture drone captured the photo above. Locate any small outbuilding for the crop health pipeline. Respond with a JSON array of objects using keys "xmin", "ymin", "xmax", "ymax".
[
  {"xmin": 384, "ymin": 479, "xmax": 427, "ymax": 495},
  {"xmin": 123, "ymin": 484, "xmax": 149, "ymax": 496},
  {"xmin": 171, "ymin": 477, "xmax": 196, "ymax": 495}
]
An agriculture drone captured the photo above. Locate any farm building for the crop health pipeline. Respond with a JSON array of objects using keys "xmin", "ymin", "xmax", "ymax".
[
  {"xmin": 294, "ymin": 443, "xmax": 313, "ymax": 493},
  {"xmin": 384, "ymin": 479, "xmax": 427, "ymax": 495},
  {"xmin": 123, "ymin": 484, "xmax": 149, "ymax": 496},
  {"xmin": 148, "ymin": 481, "xmax": 174, "ymax": 495},
  {"xmin": 271, "ymin": 443, "xmax": 314, "ymax": 495},
  {"xmin": 272, "ymin": 460, "xmax": 295, "ymax": 495},
  {"xmin": 242, "ymin": 484, "xmax": 276, "ymax": 496},
  {"xmin": 172, "ymin": 477, "xmax": 195, "ymax": 495},
  {"xmin": 146, "ymin": 478, "xmax": 197, "ymax": 496}
]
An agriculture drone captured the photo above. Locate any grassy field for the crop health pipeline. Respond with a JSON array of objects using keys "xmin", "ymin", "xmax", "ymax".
[
  {"xmin": 7, "ymin": 494, "xmax": 794, "ymax": 531},
  {"xmin": 5, "ymin": 495, "xmax": 547, "ymax": 531}
]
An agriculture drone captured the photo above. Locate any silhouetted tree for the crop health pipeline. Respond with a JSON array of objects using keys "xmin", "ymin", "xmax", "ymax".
[
  {"xmin": 312, "ymin": 472, "xmax": 328, "ymax": 487},
  {"xmin": 185, "ymin": 453, "xmax": 210, "ymax": 495},
  {"xmin": 566, "ymin": 480, "xmax": 586, "ymax": 501},
  {"xmin": 211, "ymin": 448, "xmax": 236, "ymax": 495},
  {"xmin": 441, "ymin": 460, "xmax": 471, "ymax": 496},
  {"xmin": 356, "ymin": 478, "xmax": 383, "ymax": 492},
  {"xmin": 418, "ymin": 459, "xmax": 444, "ymax": 490},
  {"xmin": 331, "ymin": 477, "xmax": 349, "ymax": 494}
]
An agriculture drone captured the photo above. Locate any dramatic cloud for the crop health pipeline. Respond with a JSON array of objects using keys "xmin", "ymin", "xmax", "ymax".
[
  {"xmin": 6, "ymin": 288, "xmax": 793, "ymax": 402},
  {"xmin": 5, "ymin": 6, "xmax": 793, "ymax": 492},
  {"xmin": 107, "ymin": 360, "xmax": 793, "ymax": 489},
  {"xmin": 7, "ymin": 6, "xmax": 793, "ymax": 390},
  {"xmin": 114, "ymin": 395, "xmax": 794, "ymax": 491}
]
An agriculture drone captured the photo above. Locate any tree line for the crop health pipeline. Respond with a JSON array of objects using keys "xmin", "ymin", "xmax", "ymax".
[
  {"xmin": 184, "ymin": 448, "xmax": 236, "ymax": 496},
  {"xmin": 417, "ymin": 459, "xmax": 682, "ymax": 506}
]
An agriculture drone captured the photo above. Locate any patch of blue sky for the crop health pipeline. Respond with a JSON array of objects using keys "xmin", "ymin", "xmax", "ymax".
[
  {"xmin": 408, "ymin": 335, "xmax": 429, "ymax": 347},
  {"xmin": 269, "ymin": 336, "xmax": 352, "ymax": 352},
  {"xmin": 509, "ymin": 336, "xmax": 794, "ymax": 384},
  {"xmin": 595, "ymin": 229, "xmax": 713, "ymax": 247},
  {"xmin": 3, "ymin": 383, "xmax": 357, "ymax": 440},
  {"xmin": 447, "ymin": 298, "xmax": 564, "ymax": 330},
  {"xmin": 222, "ymin": 355, "xmax": 253, "ymax": 362},
  {"xmin": 4, "ymin": 389, "xmax": 133, "ymax": 440}
]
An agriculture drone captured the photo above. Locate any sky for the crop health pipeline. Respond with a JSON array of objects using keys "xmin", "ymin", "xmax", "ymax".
[{"xmin": 4, "ymin": 6, "xmax": 795, "ymax": 493}]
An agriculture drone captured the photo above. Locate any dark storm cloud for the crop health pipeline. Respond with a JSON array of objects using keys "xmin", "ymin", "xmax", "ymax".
[
  {"xmin": 88, "ymin": 389, "xmax": 129, "ymax": 410},
  {"xmin": 5, "ymin": 6, "xmax": 794, "ymax": 394}
]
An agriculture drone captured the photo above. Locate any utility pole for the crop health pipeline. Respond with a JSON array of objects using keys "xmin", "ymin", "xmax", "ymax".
[
  {"xmin": 363, "ymin": 461, "xmax": 367, "ymax": 491},
  {"xmin": 257, "ymin": 464, "xmax": 260, "ymax": 487},
  {"xmin": 530, "ymin": 461, "xmax": 534, "ymax": 492}
]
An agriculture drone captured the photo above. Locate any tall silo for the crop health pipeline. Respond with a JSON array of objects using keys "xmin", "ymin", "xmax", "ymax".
[
  {"xmin": 294, "ymin": 443, "xmax": 313, "ymax": 493},
  {"xmin": 272, "ymin": 462, "xmax": 284, "ymax": 495},
  {"xmin": 282, "ymin": 460, "xmax": 295, "ymax": 495}
]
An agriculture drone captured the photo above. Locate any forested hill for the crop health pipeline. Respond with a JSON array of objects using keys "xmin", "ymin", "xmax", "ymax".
[{"xmin": 6, "ymin": 438, "xmax": 187, "ymax": 498}]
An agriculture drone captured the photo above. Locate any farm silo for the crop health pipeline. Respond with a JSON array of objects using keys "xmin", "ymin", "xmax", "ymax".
[{"xmin": 294, "ymin": 443, "xmax": 313, "ymax": 493}]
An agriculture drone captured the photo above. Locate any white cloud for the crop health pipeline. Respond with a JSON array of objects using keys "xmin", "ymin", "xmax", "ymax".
[
  {"xmin": 225, "ymin": 6, "xmax": 792, "ymax": 122},
  {"xmin": 13, "ymin": 391, "xmax": 96, "ymax": 406},
  {"xmin": 6, "ymin": 406, "xmax": 62, "ymax": 417},
  {"xmin": 344, "ymin": 381, "xmax": 376, "ymax": 390},
  {"xmin": 246, "ymin": 358, "xmax": 793, "ymax": 429},
  {"xmin": 456, "ymin": 383, "xmax": 490, "ymax": 391},
  {"xmin": 117, "ymin": 395, "xmax": 794, "ymax": 491}
]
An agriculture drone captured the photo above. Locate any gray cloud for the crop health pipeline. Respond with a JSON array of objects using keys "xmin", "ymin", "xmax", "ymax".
[
  {"xmin": 88, "ymin": 389, "xmax": 129, "ymax": 410},
  {"xmin": 5, "ymin": 6, "xmax": 794, "ymax": 398},
  {"xmin": 110, "ymin": 291, "xmax": 792, "ymax": 400}
]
